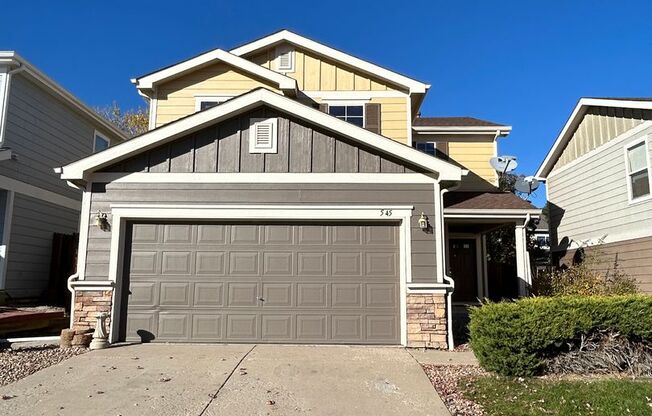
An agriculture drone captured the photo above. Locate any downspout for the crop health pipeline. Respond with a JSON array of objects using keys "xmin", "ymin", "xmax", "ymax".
[{"xmin": 439, "ymin": 182, "xmax": 461, "ymax": 350}]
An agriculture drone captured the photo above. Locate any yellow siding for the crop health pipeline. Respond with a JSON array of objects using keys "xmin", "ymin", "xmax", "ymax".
[
  {"xmin": 371, "ymin": 97, "xmax": 408, "ymax": 144},
  {"xmin": 448, "ymin": 142, "xmax": 497, "ymax": 188},
  {"xmin": 154, "ymin": 63, "xmax": 280, "ymax": 127}
]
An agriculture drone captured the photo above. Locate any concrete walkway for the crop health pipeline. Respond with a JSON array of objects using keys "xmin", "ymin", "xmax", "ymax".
[{"xmin": 0, "ymin": 344, "xmax": 450, "ymax": 416}]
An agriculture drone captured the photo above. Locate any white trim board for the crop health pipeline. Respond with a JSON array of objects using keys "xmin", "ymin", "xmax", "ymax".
[
  {"xmin": 537, "ymin": 98, "xmax": 652, "ymax": 178},
  {"xmin": 91, "ymin": 172, "xmax": 438, "ymax": 184},
  {"xmin": 104, "ymin": 204, "xmax": 414, "ymax": 346},
  {"xmin": 0, "ymin": 175, "xmax": 80, "ymax": 211},
  {"xmin": 132, "ymin": 49, "xmax": 297, "ymax": 95},
  {"xmin": 60, "ymin": 88, "xmax": 462, "ymax": 182},
  {"xmin": 444, "ymin": 208, "xmax": 541, "ymax": 219},
  {"xmin": 229, "ymin": 30, "xmax": 429, "ymax": 94},
  {"xmin": 557, "ymin": 227, "xmax": 652, "ymax": 251}
]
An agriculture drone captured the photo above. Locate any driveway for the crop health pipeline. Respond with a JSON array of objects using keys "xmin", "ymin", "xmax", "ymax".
[{"xmin": 0, "ymin": 344, "xmax": 449, "ymax": 415}]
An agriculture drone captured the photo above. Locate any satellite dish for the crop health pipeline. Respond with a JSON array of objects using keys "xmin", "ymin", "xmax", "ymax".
[
  {"xmin": 515, "ymin": 175, "xmax": 540, "ymax": 195},
  {"xmin": 489, "ymin": 155, "xmax": 518, "ymax": 173}
]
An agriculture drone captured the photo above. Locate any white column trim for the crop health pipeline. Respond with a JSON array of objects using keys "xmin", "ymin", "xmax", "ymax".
[
  {"xmin": 0, "ymin": 175, "xmax": 80, "ymax": 211},
  {"xmin": 515, "ymin": 222, "xmax": 530, "ymax": 296},
  {"xmin": 105, "ymin": 204, "xmax": 415, "ymax": 345},
  {"xmin": 0, "ymin": 190, "xmax": 14, "ymax": 290}
]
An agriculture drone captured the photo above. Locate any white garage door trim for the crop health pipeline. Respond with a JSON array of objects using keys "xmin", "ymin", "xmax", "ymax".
[{"xmin": 107, "ymin": 204, "xmax": 414, "ymax": 345}]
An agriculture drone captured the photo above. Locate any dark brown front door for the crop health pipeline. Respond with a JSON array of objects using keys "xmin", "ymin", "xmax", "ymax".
[{"xmin": 449, "ymin": 239, "xmax": 478, "ymax": 302}]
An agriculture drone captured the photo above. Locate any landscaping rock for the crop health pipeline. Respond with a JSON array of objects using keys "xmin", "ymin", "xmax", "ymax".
[
  {"xmin": 0, "ymin": 344, "xmax": 87, "ymax": 386},
  {"xmin": 422, "ymin": 364, "xmax": 487, "ymax": 416}
]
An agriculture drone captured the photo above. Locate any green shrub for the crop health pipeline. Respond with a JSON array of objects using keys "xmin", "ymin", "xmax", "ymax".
[
  {"xmin": 469, "ymin": 295, "xmax": 652, "ymax": 376},
  {"xmin": 533, "ymin": 249, "xmax": 638, "ymax": 297}
]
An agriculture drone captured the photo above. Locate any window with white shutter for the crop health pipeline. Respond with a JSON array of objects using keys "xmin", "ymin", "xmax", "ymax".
[
  {"xmin": 249, "ymin": 118, "xmax": 278, "ymax": 154},
  {"xmin": 276, "ymin": 45, "xmax": 294, "ymax": 72}
]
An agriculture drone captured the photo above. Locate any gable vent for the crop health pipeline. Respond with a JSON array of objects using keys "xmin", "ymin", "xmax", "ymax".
[
  {"xmin": 249, "ymin": 118, "xmax": 278, "ymax": 153},
  {"xmin": 276, "ymin": 46, "xmax": 294, "ymax": 72}
]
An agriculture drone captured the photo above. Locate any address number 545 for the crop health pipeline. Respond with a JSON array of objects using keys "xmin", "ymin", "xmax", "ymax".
[{"xmin": 379, "ymin": 209, "xmax": 393, "ymax": 216}]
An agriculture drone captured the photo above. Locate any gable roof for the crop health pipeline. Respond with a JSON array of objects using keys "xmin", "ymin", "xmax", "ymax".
[
  {"xmin": 229, "ymin": 30, "xmax": 430, "ymax": 94},
  {"xmin": 59, "ymin": 88, "xmax": 462, "ymax": 182},
  {"xmin": 131, "ymin": 49, "xmax": 298, "ymax": 96},
  {"xmin": 536, "ymin": 97, "xmax": 652, "ymax": 178},
  {"xmin": 0, "ymin": 51, "xmax": 127, "ymax": 141}
]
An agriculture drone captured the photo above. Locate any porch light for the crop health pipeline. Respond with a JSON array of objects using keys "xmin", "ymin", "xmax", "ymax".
[
  {"xmin": 95, "ymin": 210, "xmax": 111, "ymax": 232},
  {"xmin": 418, "ymin": 212, "xmax": 429, "ymax": 230}
]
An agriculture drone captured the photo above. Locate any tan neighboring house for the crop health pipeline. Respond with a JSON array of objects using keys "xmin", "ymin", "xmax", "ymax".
[
  {"xmin": 0, "ymin": 52, "xmax": 126, "ymax": 300},
  {"xmin": 537, "ymin": 98, "xmax": 652, "ymax": 293},
  {"xmin": 59, "ymin": 30, "xmax": 539, "ymax": 349}
]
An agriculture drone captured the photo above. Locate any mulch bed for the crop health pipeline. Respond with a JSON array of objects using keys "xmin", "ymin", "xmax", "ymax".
[
  {"xmin": 0, "ymin": 344, "xmax": 87, "ymax": 387},
  {"xmin": 422, "ymin": 364, "xmax": 487, "ymax": 416}
]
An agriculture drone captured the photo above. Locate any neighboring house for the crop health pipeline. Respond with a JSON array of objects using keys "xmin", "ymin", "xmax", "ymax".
[
  {"xmin": 537, "ymin": 98, "xmax": 652, "ymax": 293},
  {"xmin": 59, "ymin": 30, "xmax": 539, "ymax": 349},
  {"xmin": 0, "ymin": 52, "xmax": 126, "ymax": 299}
]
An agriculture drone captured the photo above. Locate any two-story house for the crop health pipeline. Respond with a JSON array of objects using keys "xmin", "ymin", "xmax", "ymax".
[
  {"xmin": 59, "ymin": 31, "xmax": 538, "ymax": 349},
  {"xmin": 537, "ymin": 98, "xmax": 652, "ymax": 293},
  {"xmin": 0, "ymin": 52, "xmax": 126, "ymax": 301}
]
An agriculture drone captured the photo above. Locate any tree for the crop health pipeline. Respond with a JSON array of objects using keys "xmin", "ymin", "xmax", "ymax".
[{"xmin": 96, "ymin": 102, "xmax": 149, "ymax": 138}]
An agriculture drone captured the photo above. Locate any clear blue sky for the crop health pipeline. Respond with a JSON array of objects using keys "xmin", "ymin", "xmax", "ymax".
[{"xmin": 2, "ymin": 1, "xmax": 652, "ymax": 207}]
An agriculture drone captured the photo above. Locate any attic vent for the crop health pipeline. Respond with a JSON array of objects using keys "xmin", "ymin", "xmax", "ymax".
[
  {"xmin": 276, "ymin": 46, "xmax": 294, "ymax": 72},
  {"xmin": 249, "ymin": 118, "xmax": 278, "ymax": 154}
]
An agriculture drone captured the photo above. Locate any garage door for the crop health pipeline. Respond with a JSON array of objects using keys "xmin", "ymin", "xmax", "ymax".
[{"xmin": 122, "ymin": 222, "xmax": 400, "ymax": 344}]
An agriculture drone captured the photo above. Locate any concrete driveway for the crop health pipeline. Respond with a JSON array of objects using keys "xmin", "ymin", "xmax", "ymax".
[{"xmin": 0, "ymin": 344, "xmax": 449, "ymax": 416}]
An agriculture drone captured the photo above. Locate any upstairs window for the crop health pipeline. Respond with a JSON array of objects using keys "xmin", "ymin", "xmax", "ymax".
[
  {"xmin": 195, "ymin": 96, "xmax": 232, "ymax": 112},
  {"xmin": 328, "ymin": 105, "xmax": 364, "ymax": 127},
  {"xmin": 276, "ymin": 45, "xmax": 295, "ymax": 72},
  {"xmin": 93, "ymin": 132, "xmax": 110, "ymax": 153},
  {"xmin": 413, "ymin": 141, "xmax": 448, "ymax": 158},
  {"xmin": 249, "ymin": 118, "xmax": 278, "ymax": 154},
  {"xmin": 625, "ymin": 138, "xmax": 651, "ymax": 202}
]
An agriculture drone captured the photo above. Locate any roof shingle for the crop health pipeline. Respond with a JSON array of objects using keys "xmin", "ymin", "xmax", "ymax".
[
  {"xmin": 413, "ymin": 116, "xmax": 506, "ymax": 127},
  {"xmin": 444, "ymin": 191, "xmax": 536, "ymax": 210}
]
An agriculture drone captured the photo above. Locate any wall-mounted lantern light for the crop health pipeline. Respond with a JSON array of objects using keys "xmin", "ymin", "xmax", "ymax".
[
  {"xmin": 95, "ymin": 210, "xmax": 111, "ymax": 232},
  {"xmin": 418, "ymin": 212, "xmax": 429, "ymax": 230}
]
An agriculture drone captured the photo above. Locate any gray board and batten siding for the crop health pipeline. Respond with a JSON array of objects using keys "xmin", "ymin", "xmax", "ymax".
[{"xmin": 101, "ymin": 107, "xmax": 425, "ymax": 174}]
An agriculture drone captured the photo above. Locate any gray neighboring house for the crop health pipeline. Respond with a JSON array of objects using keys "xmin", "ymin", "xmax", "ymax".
[
  {"xmin": 537, "ymin": 98, "xmax": 652, "ymax": 293},
  {"xmin": 0, "ymin": 52, "xmax": 126, "ymax": 299}
]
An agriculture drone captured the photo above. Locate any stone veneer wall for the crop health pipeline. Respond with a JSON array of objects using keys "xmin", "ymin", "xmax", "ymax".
[
  {"xmin": 406, "ymin": 293, "xmax": 448, "ymax": 349},
  {"xmin": 72, "ymin": 290, "xmax": 113, "ymax": 331}
]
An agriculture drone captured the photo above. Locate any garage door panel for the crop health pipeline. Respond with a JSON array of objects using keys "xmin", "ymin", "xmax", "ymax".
[
  {"xmin": 161, "ymin": 251, "xmax": 192, "ymax": 275},
  {"xmin": 296, "ymin": 314, "xmax": 327, "ymax": 340},
  {"xmin": 124, "ymin": 223, "xmax": 400, "ymax": 344},
  {"xmin": 192, "ymin": 314, "xmax": 222, "ymax": 340},
  {"xmin": 226, "ymin": 314, "xmax": 258, "ymax": 339},
  {"xmin": 195, "ymin": 251, "xmax": 226, "ymax": 275},
  {"xmin": 261, "ymin": 314, "xmax": 293, "ymax": 339},
  {"xmin": 229, "ymin": 251, "xmax": 259, "ymax": 275},
  {"xmin": 193, "ymin": 282, "xmax": 224, "ymax": 307},
  {"xmin": 158, "ymin": 313, "xmax": 189, "ymax": 340},
  {"xmin": 262, "ymin": 252, "xmax": 293, "ymax": 275}
]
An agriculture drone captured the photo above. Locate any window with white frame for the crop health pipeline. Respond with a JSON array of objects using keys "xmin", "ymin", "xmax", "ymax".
[
  {"xmin": 276, "ymin": 45, "xmax": 295, "ymax": 72},
  {"xmin": 625, "ymin": 138, "xmax": 651, "ymax": 202},
  {"xmin": 195, "ymin": 96, "xmax": 232, "ymax": 112},
  {"xmin": 249, "ymin": 118, "xmax": 278, "ymax": 154},
  {"xmin": 328, "ymin": 105, "xmax": 364, "ymax": 127},
  {"xmin": 93, "ymin": 132, "xmax": 110, "ymax": 153}
]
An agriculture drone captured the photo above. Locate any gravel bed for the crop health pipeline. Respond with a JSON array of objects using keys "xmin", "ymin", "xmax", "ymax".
[
  {"xmin": 422, "ymin": 364, "xmax": 487, "ymax": 416},
  {"xmin": 0, "ymin": 344, "xmax": 87, "ymax": 387}
]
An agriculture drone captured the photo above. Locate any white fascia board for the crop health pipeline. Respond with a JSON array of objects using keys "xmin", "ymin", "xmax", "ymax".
[
  {"xmin": 444, "ymin": 208, "xmax": 541, "ymax": 218},
  {"xmin": 61, "ymin": 89, "xmax": 463, "ymax": 181},
  {"xmin": 0, "ymin": 51, "xmax": 127, "ymax": 142},
  {"xmin": 229, "ymin": 30, "xmax": 429, "ymax": 94},
  {"xmin": 413, "ymin": 125, "xmax": 512, "ymax": 134},
  {"xmin": 133, "ymin": 49, "xmax": 297, "ymax": 94},
  {"xmin": 536, "ymin": 98, "xmax": 652, "ymax": 178}
]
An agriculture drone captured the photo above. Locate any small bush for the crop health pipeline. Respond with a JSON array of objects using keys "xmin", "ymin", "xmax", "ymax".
[
  {"xmin": 468, "ymin": 295, "xmax": 652, "ymax": 376},
  {"xmin": 533, "ymin": 250, "xmax": 638, "ymax": 296}
]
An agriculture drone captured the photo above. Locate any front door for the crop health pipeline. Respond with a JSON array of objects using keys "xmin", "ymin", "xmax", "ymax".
[{"xmin": 449, "ymin": 239, "xmax": 478, "ymax": 302}]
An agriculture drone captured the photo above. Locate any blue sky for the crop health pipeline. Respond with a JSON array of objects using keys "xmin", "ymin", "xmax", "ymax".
[{"xmin": 2, "ymin": 1, "xmax": 652, "ymax": 207}]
